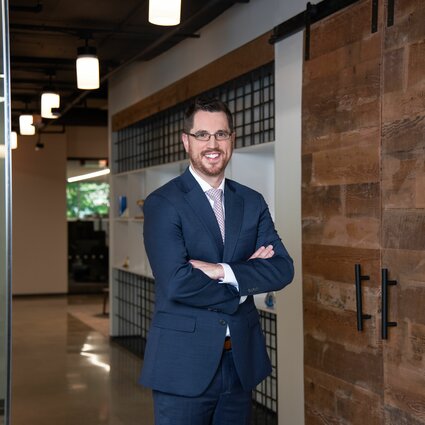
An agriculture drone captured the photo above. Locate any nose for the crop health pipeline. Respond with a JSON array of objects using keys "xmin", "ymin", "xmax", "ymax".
[{"xmin": 206, "ymin": 134, "xmax": 219, "ymax": 148}]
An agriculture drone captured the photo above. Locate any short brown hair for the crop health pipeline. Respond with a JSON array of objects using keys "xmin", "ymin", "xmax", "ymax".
[{"xmin": 183, "ymin": 97, "xmax": 234, "ymax": 133}]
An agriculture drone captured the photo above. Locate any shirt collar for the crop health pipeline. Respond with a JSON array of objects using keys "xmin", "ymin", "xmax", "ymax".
[{"xmin": 189, "ymin": 165, "xmax": 225, "ymax": 193}]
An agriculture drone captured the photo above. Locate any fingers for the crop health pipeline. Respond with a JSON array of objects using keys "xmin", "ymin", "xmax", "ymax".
[{"xmin": 249, "ymin": 245, "xmax": 274, "ymax": 260}]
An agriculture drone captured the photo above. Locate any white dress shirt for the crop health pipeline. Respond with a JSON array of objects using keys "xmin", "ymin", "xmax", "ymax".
[{"xmin": 188, "ymin": 166, "xmax": 247, "ymax": 315}]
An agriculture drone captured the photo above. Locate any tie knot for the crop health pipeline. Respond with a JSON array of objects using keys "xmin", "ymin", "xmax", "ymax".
[{"xmin": 206, "ymin": 188, "xmax": 223, "ymax": 203}]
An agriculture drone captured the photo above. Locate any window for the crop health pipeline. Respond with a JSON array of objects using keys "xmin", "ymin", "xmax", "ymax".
[{"xmin": 67, "ymin": 181, "xmax": 109, "ymax": 219}]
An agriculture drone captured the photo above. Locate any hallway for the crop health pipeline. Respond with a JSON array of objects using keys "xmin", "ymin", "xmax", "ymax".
[{"xmin": 11, "ymin": 295, "xmax": 154, "ymax": 425}]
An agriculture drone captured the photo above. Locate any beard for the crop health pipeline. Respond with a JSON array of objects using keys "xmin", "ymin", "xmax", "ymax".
[{"xmin": 188, "ymin": 147, "xmax": 232, "ymax": 177}]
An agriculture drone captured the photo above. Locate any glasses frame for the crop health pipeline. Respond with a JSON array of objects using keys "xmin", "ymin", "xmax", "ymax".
[{"xmin": 184, "ymin": 130, "xmax": 233, "ymax": 142}]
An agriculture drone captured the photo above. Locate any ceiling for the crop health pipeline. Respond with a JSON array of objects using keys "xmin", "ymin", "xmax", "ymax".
[{"xmin": 9, "ymin": 0, "xmax": 247, "ymax": 133}]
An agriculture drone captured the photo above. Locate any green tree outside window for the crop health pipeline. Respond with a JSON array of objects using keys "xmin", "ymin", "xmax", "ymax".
[{"xmin": 67, "ymin": 182, "xmax": 109, "ymax": 219}]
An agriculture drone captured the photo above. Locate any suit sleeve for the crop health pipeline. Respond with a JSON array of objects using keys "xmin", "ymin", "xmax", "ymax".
[
  {"xmin": 143, "ymin": 193, "xmax": 240, "ymax": 314},
  {"xmin": 228, "ymin": 195, "xmax": 294, "ymax": 296}
]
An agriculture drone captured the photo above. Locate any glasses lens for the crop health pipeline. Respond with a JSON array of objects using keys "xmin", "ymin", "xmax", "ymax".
[
  {"xmin": 194, "ymin": 131, "xmax": 210, "ymax": 141},
  {"xmin": 215, "ymin": 131, "xmax": 230, "ymax": 141}
]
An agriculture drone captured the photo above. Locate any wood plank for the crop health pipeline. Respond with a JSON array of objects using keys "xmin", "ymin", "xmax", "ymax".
[
  {"xmin": 111, "ymin": 32, "xmax": 274, "ymax": 131},
  {"xmin": 382, "ymin": 148, "xmax": 425, "ymax": 209},
  {"xmin": 304, "ymin": 335, "xmax": 383, "ymax": 394},
  {"xmin": 302, "ymin": 184, "xmax": 342, "ymax": 219},
  {"xmin": 310, "ymin": 144, "xmax": 380, "ymax": 187},
  {"xmin": 303, "ymin": 58, "xmax": 381, "ymax": 139},
  {"xmin": 303, "ymin": 244, "xmax": 380, "ymax": 284},
  {"xmin": 345, "ymin": 182, "xmax": 380, "ymax": 218},
  {"xmin": 309, "ymin": 0, "xmax": 374, "ymax": 60},
  {"xmin": 303, "ymin": 275, "xmax": 377, "ymax": 319},
  {"xmin": 303, "ymin": 214, "xmax": 380, "ymax": 249},
  {"xmin": 382, "ymin": 86, "xmax": 425, "ymax": 123},
  {"xmin": 304, "ymin": 35, "xmax": 381, "ymax": 84},
  {"xmin": 304, "ymin": 300, "xmax": 379, "ymax": 352},
  {"xmin": 385, "ymin": 405, "xmax": 425, "ymax": 425},
  {"xmin": 383, "ymin": 248, "xmax": 425, "ymax": 325},
  {"xmin": 384, "ymin": 358, "xmax": 425, "ymax": 423},
  {"xmin": 383, "ymin": 47, "xmax": 405, "ymax": 94},
  {"xmin": 385, "ymin": 4, "xmax": 425, "ymax": 50},
  {"xmin": 392, "ymin": 0, "xmax": 425, "ymax": 17},
  {"xmin": 382, "ymin": 114, "xmax": 425, "ymax": 154},
  {"xmin": 305, "ymin": 366, "xmax": 383, "ymax": 425},
  {"xmin": 302, "ymin": 153, "xmax": 313, "ymax": 186},
  {"xmin": 407, "ymin": 41, "xmax": 425, "ymax": 88},
  {"xmin": 303, "ymin": 127, "xmax": 379, "ymax": 156},
  {"xmin": 382, "ymin": 210, "xmax": 425, "ymax": 251}
]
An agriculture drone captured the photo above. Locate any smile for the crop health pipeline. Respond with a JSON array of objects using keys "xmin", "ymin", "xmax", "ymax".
[{"xmin": 204, "ymin": 152, "xmax": 220, "ymax": 159}]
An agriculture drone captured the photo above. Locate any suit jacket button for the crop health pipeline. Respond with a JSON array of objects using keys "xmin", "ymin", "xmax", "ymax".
[{"xmin": 219, "ymin": 319, "xmax": 226, "ymax": 326}]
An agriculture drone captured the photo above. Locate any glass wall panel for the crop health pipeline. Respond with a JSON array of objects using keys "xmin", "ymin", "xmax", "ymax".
[{"xmin": 0, "ymin": 0, "xmax": 11, "ymax": 424}]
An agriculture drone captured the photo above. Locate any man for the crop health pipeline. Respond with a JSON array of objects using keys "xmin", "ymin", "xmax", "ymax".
[{"xmin": 140, "ymin": 97, "xmax": 294, "ymax": 424}]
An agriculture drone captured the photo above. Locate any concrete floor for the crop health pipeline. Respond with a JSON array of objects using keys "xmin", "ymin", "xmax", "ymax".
[{"xmin": 11, "ymin": 295, "xmax": 154, "ymax": 425}]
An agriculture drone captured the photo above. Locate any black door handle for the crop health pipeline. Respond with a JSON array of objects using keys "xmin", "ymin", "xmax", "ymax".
[
  {"xmin": 355, "ymin": 264, "xmax": 372, "ymax": 331},
  {"xmin": 381, "ymin": 268, "xmax": 397, "ymax": 339}
]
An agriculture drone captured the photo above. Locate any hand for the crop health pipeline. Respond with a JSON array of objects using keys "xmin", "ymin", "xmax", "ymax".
[
  {"xmin": 249, "ymin": 245, "xmax": 274, "ymax": 260},
  {"xmin": 189, "ymin": 260, "xmax": 225, "ymax": 280}
]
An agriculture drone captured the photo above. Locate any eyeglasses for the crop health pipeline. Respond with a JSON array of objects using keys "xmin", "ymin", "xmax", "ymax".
[{"xmin": 185, "ymin": 130, "xmax": 232, "ymax": 142}]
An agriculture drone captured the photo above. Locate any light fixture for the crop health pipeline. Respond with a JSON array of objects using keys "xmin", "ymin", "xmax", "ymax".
[
  {"xmin": 149, "ymin": 0, "xmax": 181, "ymax": 26},
  {"xmin": 67, "ymin": 168, "xmax": 110, "ymax": 183},
  {"xmin": 41, "ymin": 91, "xmax": 60, "ymax": 119},
  {"xmin": 41, "ymin": 71, "xmax": 60, "ymax": 119},
  {"xmin": 11, "ymin": 131, "xmax": 18, "ymax": 149},
  {"xmin": 1, "ymin": 132, "xmax": 19, "ymax": 157},
  {"xmin": 19, "ymin": 114, "xmax": 35, "ymax": 135},
  {"xmin": 76, "ymin": 40, "xmax": 100, "ymax": 90}
]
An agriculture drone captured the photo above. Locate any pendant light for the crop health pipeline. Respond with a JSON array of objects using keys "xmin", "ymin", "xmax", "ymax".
[
  {"xmin": 41, "ymin": 91, "xmax": 60, "ymax": 119},
  {"xmin": 149, "ymin": 0, "xmax": 181, "ymax": 26},
  {"xmin": 0, "ymin": 132, "xmax": 18, "ymax": 157},
  {"xmin": 41, "ymin": 72, "xmax": 60, "ymax": 119},
  {"xmin": 11, "ymin": 131, "xmax": 18, "ymax": 149},
  {"xmin": 19, "ymin": 114, "xmax": 35, "ymax": 135},
  {"xmin": 76, "ymin": 39, "xmax": 100, "ymax": 90}
]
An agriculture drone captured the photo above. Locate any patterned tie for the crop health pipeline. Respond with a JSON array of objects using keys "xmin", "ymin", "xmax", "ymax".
[{"xmin": 206, "ymin": 188, "xmax": 225, "ymax": 242}]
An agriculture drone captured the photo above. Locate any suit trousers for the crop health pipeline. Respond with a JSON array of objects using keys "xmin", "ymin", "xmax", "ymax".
[{"xmin": 152, "ymin": 350, "xmax": 252, "ymax": 425}]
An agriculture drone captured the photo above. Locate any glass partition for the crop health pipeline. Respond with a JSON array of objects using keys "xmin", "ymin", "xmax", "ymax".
[{"xmin": 0, "ymin": 0, "xmax": 11, "ymax": 424}]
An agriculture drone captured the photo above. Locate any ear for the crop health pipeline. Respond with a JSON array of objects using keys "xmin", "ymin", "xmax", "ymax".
[{"xmin": 182, "ymin": 132, "xmax": 190, "ymax": 153}]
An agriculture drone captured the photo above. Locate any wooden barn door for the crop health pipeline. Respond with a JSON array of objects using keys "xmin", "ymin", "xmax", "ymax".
[
  {"xmin": 381, "ymin": 0, "xmax": 425, "ymax": 423},
  {"xmin": 302, "ymin": 0, "xmax": 384, "ymax": 423},
  {"xmin": 302, "ymin": 0, "xmax": 425, "ymax": 423}
]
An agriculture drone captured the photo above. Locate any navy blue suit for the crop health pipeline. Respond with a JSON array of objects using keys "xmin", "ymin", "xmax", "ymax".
[{"xmin": 140, "ymin": 167, "xmax": 294, "ymax": 397}]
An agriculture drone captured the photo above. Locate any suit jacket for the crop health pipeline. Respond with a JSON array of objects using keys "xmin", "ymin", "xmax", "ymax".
[{"xmin": 139, "ymin": 167, "xmax": 294, "ymax": 397}]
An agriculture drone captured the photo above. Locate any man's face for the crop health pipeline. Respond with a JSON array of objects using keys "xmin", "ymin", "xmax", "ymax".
[{"xmin": 182, "ymin": 110, "xmax": 234, "ymax": 183}]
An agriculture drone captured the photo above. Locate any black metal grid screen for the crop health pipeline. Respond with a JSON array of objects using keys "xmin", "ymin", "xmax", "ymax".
[
  {"xmin": 112, "ymin": 269, "xmax": 155, "ymax": 356},
  {"xmin": 113, "ymin": 269, "xmax": 277, "ymax": 424},
  {"xmin": 252, "ymin": 310, "xmax": 278, "ymax": 425},
  {"xmin": 112, "ymin": 61, "xmax": 274, "ymax": 174}
]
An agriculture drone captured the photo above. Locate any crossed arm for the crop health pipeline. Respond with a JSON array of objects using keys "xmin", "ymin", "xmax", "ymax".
[{"xmin": 189, "ymin": 245, "xmax": 275, "ymax": 280}]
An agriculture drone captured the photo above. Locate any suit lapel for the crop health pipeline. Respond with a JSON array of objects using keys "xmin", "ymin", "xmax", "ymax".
[
  {"xmin": 181, "ymin": 169, "xmax": 224, "ymax": 258},
  {"xmin": 223, "ymin": 181, "xmax": 244, "ymax": 262}
]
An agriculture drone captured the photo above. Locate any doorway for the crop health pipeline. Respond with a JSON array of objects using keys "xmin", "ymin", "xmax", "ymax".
[{"xmin": 66, "ymin": 159, "xmax": 109, "ymax": 294}]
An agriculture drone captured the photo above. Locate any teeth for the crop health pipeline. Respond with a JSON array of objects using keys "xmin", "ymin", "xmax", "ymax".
[{"xmin": 205, "ymin": 153, "xmax": 219, "ymax": 158}]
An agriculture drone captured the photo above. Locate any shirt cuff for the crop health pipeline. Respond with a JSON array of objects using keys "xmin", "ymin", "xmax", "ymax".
[
  {"xmin": 219, "ymin": 263, "xmax": 238, "ymax": 288},
  {"xmin": 219, "ymin": 263, "xmax": 247, "ymax": 304}
]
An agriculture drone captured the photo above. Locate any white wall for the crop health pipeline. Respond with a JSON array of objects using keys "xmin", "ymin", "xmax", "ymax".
[
  {"xmin": 12, "ymin": 133, "xmax": 67, "ymax": 295},
  {"xmin": 275, "ymin": 32, "xmax": 305, "ymax": 425}
]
